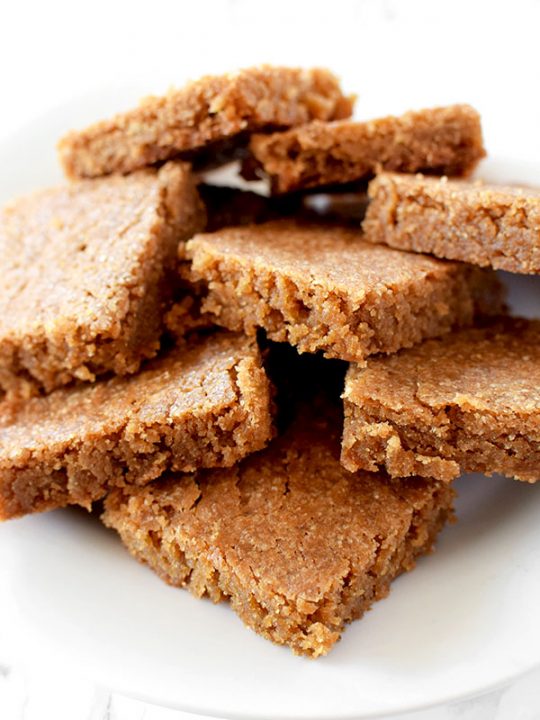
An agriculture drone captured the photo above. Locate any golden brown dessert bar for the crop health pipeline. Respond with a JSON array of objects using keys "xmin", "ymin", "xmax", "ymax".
[
  {"xmin": 184, "ymin": 220, "xmax": 505, "ymax": 363},
  {"xmin": 58, "ymin": 66, "xmax": 353, "ymax": 179},
  {"xmin": 248, "ymin": 105, "xmax": 484, "ymax": 193},
  {"xmin": 342, "ymin": 318, "xmax": 540, "ymax": 482},
  {"xmin": 103, "ymin": 406, "xmax": 454, "ymax": 657},
  {"xmin": 0, "ymin": 333, "xmax": 273, "ymax": 520},
  {"xmin": 165, "ymin": 189, "xmax": 369, "ymax": 338},
  {"xmin": 363, "ymin": 172, "xmax": 540, "ymax": 274},
  {"xmin": 0, "ymin": 162, "xmax": 205, "ymax": 397}
]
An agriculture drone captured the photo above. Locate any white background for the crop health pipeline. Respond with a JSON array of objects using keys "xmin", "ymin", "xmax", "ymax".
[
  {"xmin": 1, "ymin": 0, "xmax": 540, "ymax": 158},
  {"xmin": 1, "ymin": 0, "xmax": 540, "ymax": 718}
]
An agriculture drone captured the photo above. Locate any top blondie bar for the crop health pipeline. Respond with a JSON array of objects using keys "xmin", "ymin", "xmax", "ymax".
[
  {"xmin": 58, "ymin": 66, "xmax": 353, "ymax": 179},
  {"xmin": 248, "ymin": 105, "xmax": 485, "ymax": 193}
]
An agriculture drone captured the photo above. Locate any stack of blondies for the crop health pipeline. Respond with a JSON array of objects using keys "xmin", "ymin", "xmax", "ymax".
[{"xmin": 0, "ymin": 66, "xmax": 538, "ymax": 657}]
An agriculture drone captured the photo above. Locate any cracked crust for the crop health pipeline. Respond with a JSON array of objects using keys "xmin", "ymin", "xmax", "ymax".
[
  {"xmin": 248, "ymin": 105, "xmax": 485, "ymax": 193},
  {"xmin": 103, "ymin": 407, "xmax": 454, "ymax": 657},
  {"xmin": 342, "ymin": 317, "xmax": 540, "ymax": 482},
  {"xmin": 184, "ymin": 220, "xmax": 505, "ymax": 363},
  {"xmin": 0, "ymin": 161, "xmax": 206, "ymax": 397},
  {"xmin": 58, "ymin": 66, "xmax": 353, "ymax": 179},
  {"xmin": 0, "ymin": 332, "xmax": 273, "ymax": 520},
  {"xmin": 363, "ymin": 172, "xmax": 540, "ymax": 274}
]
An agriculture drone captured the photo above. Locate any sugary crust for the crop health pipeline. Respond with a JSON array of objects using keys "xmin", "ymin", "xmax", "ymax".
[
  {"xmin": 363, "ymin": 172, "xmax": 540, "ymax": 274},
  {"xmin": 0, "ymin": 162, "xmax": 206, "ymax": 397},
  {"xmin": 58, "ymin": 66, "xmax": 353, "ymax": 179},
  {"xmin": 103, "ymin": 409, "xmax": 454, "ymax": 657},
  {"xmin": 342, "ymin": 318, "xmax": 540, "ymax": 482},
  {"xmin": 0, "ymin": 333, "xmax": 273, "ymax": 520},
  {"xmin": 184, "ymin": 220, "xmax": 505, "ymax": 363},
  {"xmin": 249, "ymin": 105, "xmax": 485, "ymax": 193}
]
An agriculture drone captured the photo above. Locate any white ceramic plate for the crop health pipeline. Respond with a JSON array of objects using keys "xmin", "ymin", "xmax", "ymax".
[{"xmin": 0, "ymin": 95, "xmax": 539, "ymax": 720}]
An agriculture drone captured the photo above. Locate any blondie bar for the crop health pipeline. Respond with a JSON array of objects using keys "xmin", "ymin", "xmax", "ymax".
[
  {"xmin": 0, "ymin": 333, "xmax": 272, "ymax": 519},
  {"xmin": 363, "ymin": 172, "xmax": 540, "ymax": 274},
  {"xmin": 248, "ymin": 105, "xmax": 484, "ymax": 193},
  {"xmin": 103, "ymin": 407, "xmax": 454, "ymax": 657},
  {"xmin": 59, "ymin": 66, "xmax": 353, "ymax": 179},
  {"xmin": 342, "ymin": 318, "xmax": 540, "ymax": 482},
  {"xmin": 184, "ymin": 220, "xmax": 504, "ymax": 362},
  {"xmin": 0, "ymin": 162, "xmax": 205, "ymax": 396}
]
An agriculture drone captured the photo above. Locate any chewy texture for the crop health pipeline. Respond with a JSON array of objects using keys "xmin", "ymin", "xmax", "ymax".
[
  {"xmin": 103, "ymin": 410, "xmax": 454, "ymax": 657},
  {"xmin": 58, "ymin": 66, "xmax": 353, "ymax": 179},
  {"xmin": 248, "ymin": 105, "xmax": 485, "ymax": 193},
  {"xmin": 184, "ymin": 220, "xmax": 505, "ymax": 363},
  {"xmin": 342, "ymin": 318, "xmax": 540, "ymax": 482},
  {"xmin": 363, "ymin": 172, "xmax": 540, "ymax": 274},
  {"xmin": 0, "ymin": 333, "xmax": 273, "ymax": 520},
  {"xmin": 0, "ymin": 162, "xmax": 205, "ymax": 396}
]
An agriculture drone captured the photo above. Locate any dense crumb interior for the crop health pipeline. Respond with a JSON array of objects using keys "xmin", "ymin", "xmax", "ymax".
[
  {"xmin": 0, "ymin": 333, "xmax": 273, "ymax": 519},
  {"xmin": 103, "ymin": 408, "xmax": 454, "ymax": 657},
  {"xmin": 341, "ymin": 318, "xmax": 540, "ymax": 482},
  {"xmin": 58, "ymin": 66, "xmax": 353, "ymax": 179},
  {"xmin": 363, "ymin": 172, "xmax": 540, "ymax": 274},
  {"xmin": 184, "ymin": 220, "xmax": 505, "ymax": 362},
  {"xmin": 0, "ymin": 162, "xmax": 206, "ymax": 396},
  {"xmin": 249, "ymin": 104, "xmax": 485, "ymax": 193}
]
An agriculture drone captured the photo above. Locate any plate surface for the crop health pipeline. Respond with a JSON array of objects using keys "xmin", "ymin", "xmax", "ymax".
[{"xmin": 0, "ymin": 95, "xmax": 539, "ymax": 720}]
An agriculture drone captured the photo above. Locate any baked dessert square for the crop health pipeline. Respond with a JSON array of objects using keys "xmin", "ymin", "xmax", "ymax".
[
  {"xmin": 248, "ymin": 105, "xmax": 484, "ymax": 193},
  {"xmin": 184, "ymin": 220, "xmax": 505, "ymax": 363},
  {"xmin": 342, "ymin": 318, "xmax": 540, "ymax": 482},
  {"xmin": 59, "ymin": 66, "xmax": 353, "ymax": 179},
  {"xmin": 0, "ymin": 332, "xmax": 273, "ymax": 520},
  {"xmin": 0, "ymin": 161, "xmax": 205, "ymax": 396},
  {"xmin": 103, "ymin": 406, "xmax": 454, "ymax": 657},
  {"xmin": 363, "ymin": 172, "xmax": 540, "ymax": 274}
]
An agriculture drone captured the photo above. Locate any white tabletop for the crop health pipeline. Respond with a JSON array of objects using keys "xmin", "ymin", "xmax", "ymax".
[
  {"xmin": 1, "ymin": 665, "xmax": 540, "ymax": 719},
  {"xmin": 2, "ymin": 0, "xmax": 540, "ymax": 717}
]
